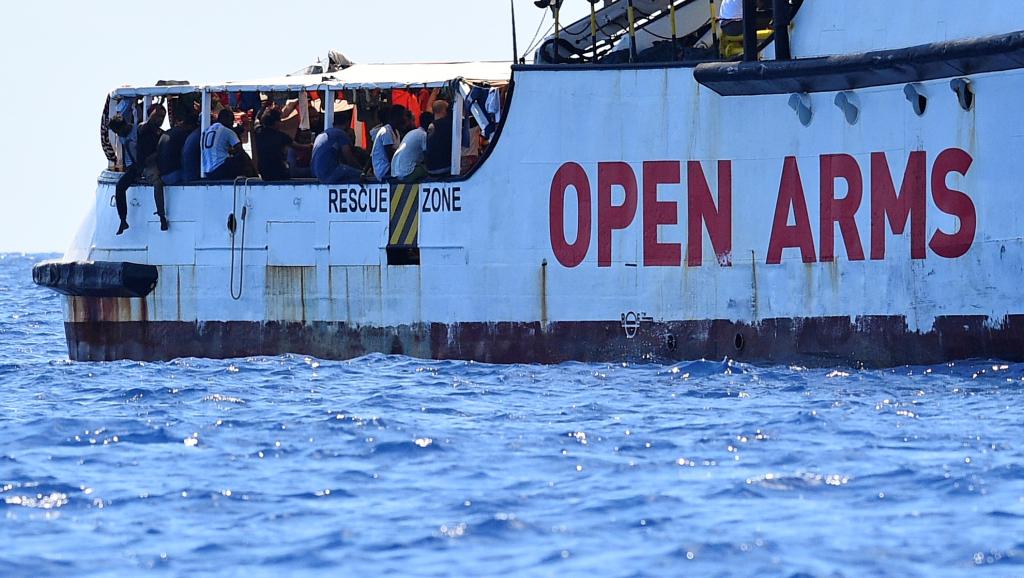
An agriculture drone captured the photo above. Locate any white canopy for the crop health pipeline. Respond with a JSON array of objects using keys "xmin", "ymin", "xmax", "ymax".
[{"xmin": 112, "ymin": 61, "xmax": 513, "ymax": 98}]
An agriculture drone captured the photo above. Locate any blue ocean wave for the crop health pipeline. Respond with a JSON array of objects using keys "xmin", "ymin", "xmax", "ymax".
[{"xmin": 1, "ymin": 254, "xmax": 1023, "ymax": 577}]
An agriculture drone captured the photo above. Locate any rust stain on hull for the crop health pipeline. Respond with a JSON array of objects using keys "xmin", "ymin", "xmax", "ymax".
[
  {"xmin": 265, "ymin": 266, "xmax": 316, "ymax": 322},
  {"xmin": 68, "ymin": 296, "xmax": 148, "ymax": 323},
  {"xmin": 62, "ymin": 314, "xmax": 1024, "ymax": 367}
]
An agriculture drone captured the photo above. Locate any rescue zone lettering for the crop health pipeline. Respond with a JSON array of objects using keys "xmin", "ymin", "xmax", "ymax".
[
  {"xmin": 329, "ymin": 186, "xmax": 388, "ymax": 213},
  {"xmin": 328, "ymin": 185, "xmax": 462, "ymax": 213},
  {"xmin": 422, "ymin": 186, "xmax": 462, "ymax": 213},
  {"xmin": 549, "ymin": 149, "xmax": 976, "ymax": 268}
]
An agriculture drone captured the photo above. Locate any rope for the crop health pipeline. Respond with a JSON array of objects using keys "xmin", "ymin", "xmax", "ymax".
[
  {"xmin": 522, "ymin": 9, "xmax": 553, "ymax": 58},
  {"xmin": 523, "ymin": 22, "xmax": 558, "ymax": 59},
  {"xmin": 229, "ymin": 177, "xmax": 253, "ymax": 301}
]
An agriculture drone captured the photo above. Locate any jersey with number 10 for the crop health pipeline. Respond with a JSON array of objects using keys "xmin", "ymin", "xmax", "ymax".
[{"xmin": 201, "ymin": 123, "xmax": 240, "ymax": 173}]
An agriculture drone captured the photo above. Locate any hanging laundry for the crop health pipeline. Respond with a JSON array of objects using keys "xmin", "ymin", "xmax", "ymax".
[
  {"xmin": 466, "ymin": 85, "xmax": 501, "ymax": 139},
  {"xmin": 485, "ymin": 88, "xmax": 503, "ymax": 138},
  {"xmin": 298, "ymin": 91, "xmax": 310, "ymax": 131},
  {"xmin": 100, "ymin": 96, "xmax": 117, "ymax": 165},
  {"xmin": 353, "ymin": 106, "xmax": 367, "ymax": 149},
  {"xmin": 391, "ymin": 89, "xmax": 422, "ymax": 126},
  {"xmin": 356, "ymin": 89, "xmax": 386, "ymax": 143},
  {"xmin": 116, "ymin": 97, "xmax": 135, "ymax": 123},
  {"xmin": 417, "ymin": 88, "xmax": 438, "ymax": 116}
]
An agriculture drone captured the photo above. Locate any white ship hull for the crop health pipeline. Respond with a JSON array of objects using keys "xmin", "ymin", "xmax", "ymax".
[{"xmin": 36, "ymin": 1, "xmax": 1024, "ymax": 365}]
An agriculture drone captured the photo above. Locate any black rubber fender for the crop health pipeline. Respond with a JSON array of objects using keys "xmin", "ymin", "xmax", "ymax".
[{"xmin": 32, "ymin": 261, "xmax": 158, "ymax": 298}]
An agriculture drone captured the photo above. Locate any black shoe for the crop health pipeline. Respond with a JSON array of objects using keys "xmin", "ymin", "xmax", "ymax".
[
  {"xmin": 159, "ymin": 215, "xmax": 169, "ymax": 231},
  {"xmin": 116, "ymin": 221, "xmax": 129, "ymax": 235}
]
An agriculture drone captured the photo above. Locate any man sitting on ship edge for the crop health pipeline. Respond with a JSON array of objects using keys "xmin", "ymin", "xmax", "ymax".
[
  {"xmin": 392, "ymin": 111, "xmax": 433, "ymax": 183},
  {"xmin": 202, "ymin": 108, "xmax": 255, "ymax": 180},
  {"xmin": 254, "ymin": 107, "xmax": 307, "ymax": 182},
  {"xmin": 370, "ymin": 105, "xmax": 409, "ymax": 181},
  {"xmin": 159, "ymin": 113, "xmax": 197, "ymax": 187},
  {"xmin": 181, "ymin": 119, "xmax": 202, "ymax": 182},
  {"xmin": 311, "ymin": 103, "xmax": 362, "ymax": 184},
  {"xmin": 288, "ymin": 130, "xmax": 314, "ymax": 179},
  {"xmin": 425, "ymin": 100, "xmax": 453, "ymax": 178},
  {"xmin": 110, "ymin": 104, "xmax": 168, "ymax": 234},
  {"xmin": 137, "ymin": 103, "xmax": 168, "ymax": 229},
  {"xmin": 108, "ymin": 114, "xmax": 138, "ymax": 235}
]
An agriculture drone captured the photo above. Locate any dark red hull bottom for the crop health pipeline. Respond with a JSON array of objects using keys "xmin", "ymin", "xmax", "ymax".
[{"xmin": 64, "ymin": 315, "xmax": 1024, "ymax": 366}]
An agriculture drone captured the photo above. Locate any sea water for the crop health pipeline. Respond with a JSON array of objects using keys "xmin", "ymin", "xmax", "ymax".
[{"xmin": 0, "ymin": 253, "xmax": 1022, "ymax": 577}]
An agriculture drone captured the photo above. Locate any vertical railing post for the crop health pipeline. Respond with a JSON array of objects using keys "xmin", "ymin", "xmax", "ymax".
[
  {"xmin": 589, "ymin": 0, "xmax": 599, "ymax": 62},
  {"xmin": 554, "ymin": 4, "xmax": 561, "ymax": 42},
  {"xmin": 626, "ymin": 0, "xmax": 638, "ymax": 63},
  {"xmin": 742, "ymin": 0, "xmax": 758, "ymax": 61},
  {"xmin": 324, "ymin": 87, "xmax": 334, "ymax": 131},
  {"xmin": 511, "ymin": 0, "xmax": 520, "ymax": 63},
  {"xmin": 200, "ymin": 89, "xmax": 211, "ymax": 178},
  {"xmin": 451, "ymin": 85, "xmax": 465, "ymax": 177},
  {"xmin": 670, "ymin": 1, "xmax": 678, "ymax": 43},
  {"xmin": 772, "ymin": 0, "xmax": 792, "ymax": 60},
  {"xmin": 709, "ymin": 0, "xmax": 719, "ymax": 46}
]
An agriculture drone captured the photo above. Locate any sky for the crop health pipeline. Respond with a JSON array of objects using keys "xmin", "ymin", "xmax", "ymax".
[{"xmin": 0, "ymin": 0, "xmax": 591, "ymax": 253}]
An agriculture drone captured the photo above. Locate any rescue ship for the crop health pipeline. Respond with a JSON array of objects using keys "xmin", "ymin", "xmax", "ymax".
[{"xmin": 33, "ymin": 0, "xmax": 1024, "ymax": 366}]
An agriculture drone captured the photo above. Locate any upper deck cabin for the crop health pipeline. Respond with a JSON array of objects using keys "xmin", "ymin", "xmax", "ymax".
[
  {"xmin": 102, "ymin": 0, "xmax": 1024, "ymax": 187},
  {"xmin": 106, "ymin": 61, "xmax": 513, "ymax": 185}
]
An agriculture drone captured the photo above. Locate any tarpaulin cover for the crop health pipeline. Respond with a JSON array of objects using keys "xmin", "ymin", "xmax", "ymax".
[{"xmin": 112, "ymin": 62, "xmax": 512, "ymax": 97}]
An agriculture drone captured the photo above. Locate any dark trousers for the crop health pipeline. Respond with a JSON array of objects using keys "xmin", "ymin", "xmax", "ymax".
[
  {"xmin": 143, "ymin": 162, "xmax": 166, "ymax": 220},
  {"xmin": 720, "ymin": 20, "xmax": 741, "ymax": 36},
  {"xmin": 207, "ymin": 153, "xmax": 256, "ymax": 181},
  {"xmin": 115, "ymin": 162, "xmax": 166, "ymax": 225},
  {"xmin": 115, "ymin": 164, "xmax": 141, "ymax": 224}
]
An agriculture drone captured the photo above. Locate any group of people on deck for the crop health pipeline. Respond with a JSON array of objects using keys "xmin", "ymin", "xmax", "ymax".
[
  {"xmin": 311, "ymin": 98, "xmax": 454, "ymax": 185},
  {"xmin": 108, "ymin": 103, "xmax": 201, "ymax": 234},
  {"xmin": 106, "ymin": 88, "xmax": 475, "ymax": 235},
  {"xmin": 108, "ymin": 101, "xmax": 244, "ymax": 234}
]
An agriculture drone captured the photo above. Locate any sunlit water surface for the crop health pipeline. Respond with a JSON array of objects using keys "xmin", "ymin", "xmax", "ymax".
[{"xmin": 1, "ymin": 254, "xmax": 1022, "ymax": 577}]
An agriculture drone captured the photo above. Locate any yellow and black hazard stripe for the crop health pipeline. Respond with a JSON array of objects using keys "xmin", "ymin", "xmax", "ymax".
[{"xmin": 389, "ymin": 183, "xmax": 420, "ymax": 248}]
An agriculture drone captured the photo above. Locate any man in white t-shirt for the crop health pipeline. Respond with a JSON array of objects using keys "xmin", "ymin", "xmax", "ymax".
[
  {"xmin": 202, "ymin": 109, "xmax": 252, "ymax": 180},
  {"xmin": 719, "ymin": 0, "xmax": 744, "ymax": 35},
  {"xmin": 391, "ymin": 111, "xmax": 434, "ymax": 183},
  {"xmin": 719, "ymin": 0, "xmax": 771, "ymax": 36},
  {"xmin": 370, "ymin": 105, "xmax": 411, "ymax": 181}
]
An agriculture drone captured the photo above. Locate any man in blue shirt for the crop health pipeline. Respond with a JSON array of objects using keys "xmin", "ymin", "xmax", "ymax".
[
  {"xmin": 181, "ymin": 124, "xmax": 202, "ymax": 182},
  {"xmin": 158, "ymin": 114, "xmax": 197, "ymax": 186},
  {"xmin": 311, "ymin": 106, "xmax": 362, "ymax": 183}
]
